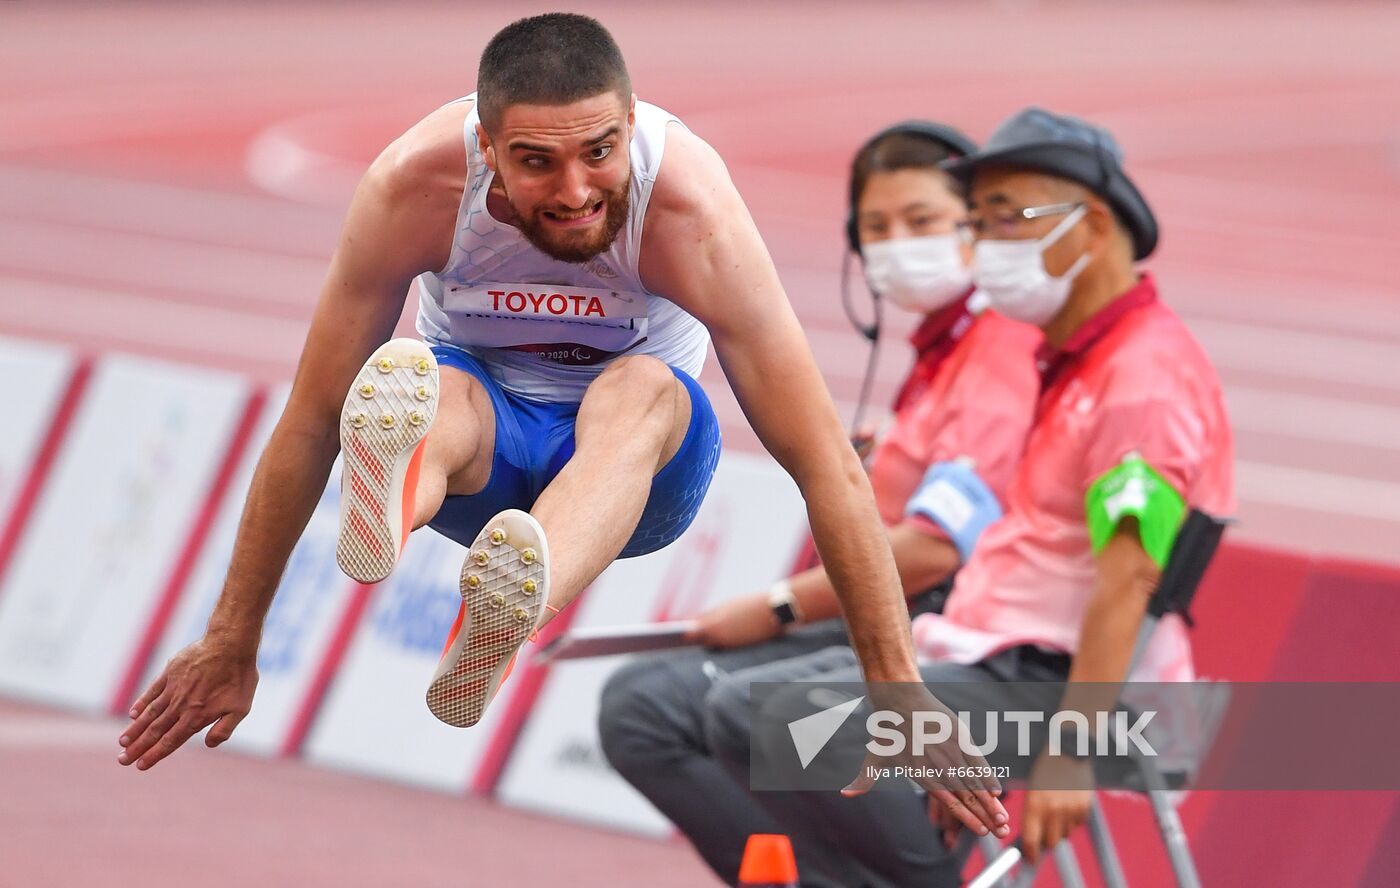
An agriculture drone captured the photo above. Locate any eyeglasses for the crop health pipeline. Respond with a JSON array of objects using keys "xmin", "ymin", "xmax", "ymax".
[{"xmin": 957, "ymin": 201, "xmax": 1085, "ymax": 240}]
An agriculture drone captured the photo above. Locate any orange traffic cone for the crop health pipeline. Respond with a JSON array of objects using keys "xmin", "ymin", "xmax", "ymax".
[{"xmin": 738, "ymin": 834, "xmax": 799, "ymax": 888}]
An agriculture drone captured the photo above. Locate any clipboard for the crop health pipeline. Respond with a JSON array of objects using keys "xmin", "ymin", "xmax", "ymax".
[{"xmin": 533, "ymin": 620, "xmax": 699, "ymax": 664}]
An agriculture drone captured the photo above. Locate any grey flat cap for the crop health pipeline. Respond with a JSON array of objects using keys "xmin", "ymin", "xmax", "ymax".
[{"xmin": 944, "ymin": 107, "xmax": 1158, "ymax": 260}]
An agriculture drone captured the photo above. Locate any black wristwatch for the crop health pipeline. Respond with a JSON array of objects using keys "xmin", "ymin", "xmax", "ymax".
[{"xmin": 767, "ymin": 580, "xmax": 802, "ymax": 626}]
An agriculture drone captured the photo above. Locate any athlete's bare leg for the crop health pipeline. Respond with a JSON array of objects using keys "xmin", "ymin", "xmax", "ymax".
[
  {"xmin": 410, "ymin": 364, "xmax": 497, "ymax": 528},
  {"xmin": 345, "ymin": 346, "xmax": 683, "ymax": 585},
  {"xmin": 425, "ymin": 354, "xmax": 693, "ymax": 727},
  {"xmin": 531, "ymin": 354, "xmax": 691, "ymax": 619}
]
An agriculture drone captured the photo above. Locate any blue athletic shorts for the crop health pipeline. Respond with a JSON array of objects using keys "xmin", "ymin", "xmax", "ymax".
[{"xmin": 425, "ymin": 344, "xmax": 722, "ymax": 559}]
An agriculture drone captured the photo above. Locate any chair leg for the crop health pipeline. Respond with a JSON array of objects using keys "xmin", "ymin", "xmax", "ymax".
[
  {"xmin": 1087, "ymin": 796, "xmax": 1129, "ymax": 888},
  {"xmin": 978, "ymin": 834, "xmax": 1006, "ymax": 877},
  {"xmin": 1053, "ymin": 840, "xmax": 1087, "ymax": 888},
  {"xmin": 1137, "ymin": 754, "xmax": 1202, "ymax": 888},
  {"xmin": 967, "ymin": 845, "xmax": 1024, "ymax": 888},
  {"xmin": 1009, "ymin": 858, "xmax": 1040, "ymax": 888},
  {"xmin": 1147, "ymin": 788, "xmax": 1201, "ymax": 888}
]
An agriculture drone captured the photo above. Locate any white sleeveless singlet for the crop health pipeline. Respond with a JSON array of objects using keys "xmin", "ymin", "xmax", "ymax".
[{"xmin": 415, "ymin": 94, "xmax": 710, "ymax": 402}]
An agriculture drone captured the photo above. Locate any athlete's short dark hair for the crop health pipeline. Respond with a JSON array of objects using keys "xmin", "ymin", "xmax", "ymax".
[{"xmin": 477, "ymin": 13, "xmax": 631, "ymax": 131}]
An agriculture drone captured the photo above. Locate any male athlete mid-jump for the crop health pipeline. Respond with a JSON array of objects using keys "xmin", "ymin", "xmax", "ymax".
[{"xmin": 117, "ymin": 13, "xmax": 1008, "ymax": 839}]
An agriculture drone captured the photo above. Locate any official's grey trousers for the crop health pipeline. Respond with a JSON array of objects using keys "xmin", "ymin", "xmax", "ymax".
[
  {"xmin": 703, "ymin": 644, "xmax": 1071, "ymax": 888},
  {"xmin": 599, "ymin": 616, "xmax": 1070, "ymax": 887},
  {"xmin": 598, "ymin": 619, "xmax": 858, "ymax": 886}
]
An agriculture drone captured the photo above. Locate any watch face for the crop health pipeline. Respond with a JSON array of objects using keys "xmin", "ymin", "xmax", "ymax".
[{"xmin": 773, "ymin": 601, "xmax": 798, "ymax": 625}]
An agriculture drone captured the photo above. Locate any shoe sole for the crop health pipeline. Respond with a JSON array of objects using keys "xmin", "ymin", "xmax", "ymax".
[
  {"xmin": 426, "ymin": 509, "xmax": 549, "ymax": 728},
  {"xmin": 335, "ymin": 338, "xmax": 438, "ymax": 584}
]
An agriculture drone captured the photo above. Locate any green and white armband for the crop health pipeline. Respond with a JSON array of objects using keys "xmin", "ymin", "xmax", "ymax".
[{"xmin": 1085, "ymin": 453, "xmax": 1186, "ymax": 569}]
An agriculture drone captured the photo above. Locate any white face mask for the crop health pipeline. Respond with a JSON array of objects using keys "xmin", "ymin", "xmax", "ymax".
[
  {"xmin": 861, "ymin": 234, "xmax": 973, "ymax": 314},
  {"xmin": 972, "ymin": 205, "xmax": 1090, "ymax": 326}
]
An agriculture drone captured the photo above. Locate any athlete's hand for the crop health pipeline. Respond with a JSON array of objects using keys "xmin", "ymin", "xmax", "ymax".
[
  {"xmin": 927, "ymin": 793, "xmax": 965, "ymax": 850},
  {"xmin": 117, "ymin": 635, "xmax": 258, "ymax": 770},
  {"xmin": 685, "ymin": 594, "xmax": 781, "ymax": 650},
  {"xmin": 842, "ymin": 683, "xmax": 1010, "ymax": 840}
]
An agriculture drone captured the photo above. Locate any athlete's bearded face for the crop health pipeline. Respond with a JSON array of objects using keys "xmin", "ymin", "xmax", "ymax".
[{"xmin": 480, "ymin": 92, "xmax": 635, "ymax": 264}]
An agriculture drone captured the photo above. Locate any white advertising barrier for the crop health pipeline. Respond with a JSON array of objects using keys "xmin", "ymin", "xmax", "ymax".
[
  {"xmin": 141, "ymin": 387, "xmax": 289, "ymax": 699},
  {"xmin": 303, "ymin": 526, "xmax": 529, "ymax": 791},
  {"xmin": 138, "ymin": 387, "xmax": 374, "ymax": 757},
  {"xmin": 0, "ymin": 355, "xmax": 249, "ymax": 710},
  {"xmin": 494, "ymin": 452, "xmax": 808, "ymax": 836},
  {"xmin": 0, "ymin": 337, "xmax": 75, "ymax": 526}
]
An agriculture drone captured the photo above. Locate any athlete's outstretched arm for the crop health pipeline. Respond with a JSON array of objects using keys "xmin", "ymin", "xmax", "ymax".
[
  {"xmin": 118, "ymin": 111, "xmax": 464, "ymax": 770},
  {"xmin": 641, "ymin": 126, "xmax": 1009, "ymax": 837}
]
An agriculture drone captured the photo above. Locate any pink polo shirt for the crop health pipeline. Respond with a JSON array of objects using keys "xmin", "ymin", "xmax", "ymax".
[
  {"xmin": 868, "ymin": 301, "xmax": 1042, "ymax": 526},
  {"xmin": 912, "ymin": 275, "xmax": 1235, "ymax": 682}
]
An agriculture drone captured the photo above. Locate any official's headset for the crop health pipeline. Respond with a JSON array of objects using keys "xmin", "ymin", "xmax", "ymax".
[{"xmin": 841, "ymin": 121, "xmax": 978, "ymax": 432}]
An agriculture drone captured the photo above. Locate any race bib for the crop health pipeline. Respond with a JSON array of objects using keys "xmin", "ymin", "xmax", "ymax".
[{"xmin": 442, "ymin": 282, "xmax": 649, "ymax": 355}]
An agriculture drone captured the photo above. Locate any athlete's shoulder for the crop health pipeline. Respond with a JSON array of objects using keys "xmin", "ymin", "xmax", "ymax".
[
  {"xmin": 646, "ymin": 121, "xmax": 736, "ymax": 223},
  {"xmin": 339, "ymin": 100, "xmax": 470, "ymax": 276},
  {"xmin": 364, "ymin": 100, "xmax": 471, "ymax": 202}
]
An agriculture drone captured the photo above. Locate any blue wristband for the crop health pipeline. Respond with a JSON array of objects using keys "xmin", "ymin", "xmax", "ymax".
[{"xmin": 904, "ymin": 459, "xmax": 1003, "ymax": 563}]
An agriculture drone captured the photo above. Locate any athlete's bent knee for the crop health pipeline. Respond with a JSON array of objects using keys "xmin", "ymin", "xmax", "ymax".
[{"xmin": 589, "ymin": 355, "xmax": 675, "ymax": 405}]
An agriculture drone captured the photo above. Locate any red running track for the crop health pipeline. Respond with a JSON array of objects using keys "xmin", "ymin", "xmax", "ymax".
[{"xmin": 0, "ymin": 698, "xmax": 705, "ymax": 888}]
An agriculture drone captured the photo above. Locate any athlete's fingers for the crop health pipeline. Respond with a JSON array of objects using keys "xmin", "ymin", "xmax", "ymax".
[
  {"xmin": 119, "ymin": 692, "xmax": 170, "ymax": 750},
  {"xmin": 930, "ymin": 770, "xmax": 1005, "ymax": 835},
  {"xmin": 955, "ymin": 788, "xmax": 1010, "ymax": 838},
  {"xmin": 930, "ymin": 789, "xmax": 991, "ymax": 837},
  {"xmin": 137, "ymin": 717, "xmax": 203, "ymax": 770},
  {"xmin": 128, "ymin": 672, "xmax": 167, "ymax": 720},
  {"xmin": 118, "ymin": 704, "xmax": 181, "ymax": 765},
  {"xmin": 973, "ymin": 788, "xmax": 1010, "ymax": 832},
  {"xmin": 940, "ymin": 804, "xmax": 963, "ymax": 850},
  {"xmin": 206, "ymin": 709, "xmax": 248, "ymax": 748},
  {"xmin": 840, "ymin": 754, "xmax": 880, "ymax": 797},
  {"xmin": 927, "ymin": 796, "xmax": 961, "ymax": 849}
]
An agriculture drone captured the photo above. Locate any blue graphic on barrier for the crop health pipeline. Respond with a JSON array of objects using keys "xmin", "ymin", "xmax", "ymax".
[
  {"xmin": 371, "ymin": 535, "xmax": 462, "ymax": 656},
  {"xmin": 258, "ymin": 527, "xmax": 342, "ymax": 675},
  {"xmin": 165, "ymin": 474, "xmax": 343, "ymax": 678},
  {"xmin": 256, "ymin": 481, "xmax": 344, "ymax": 675}
]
